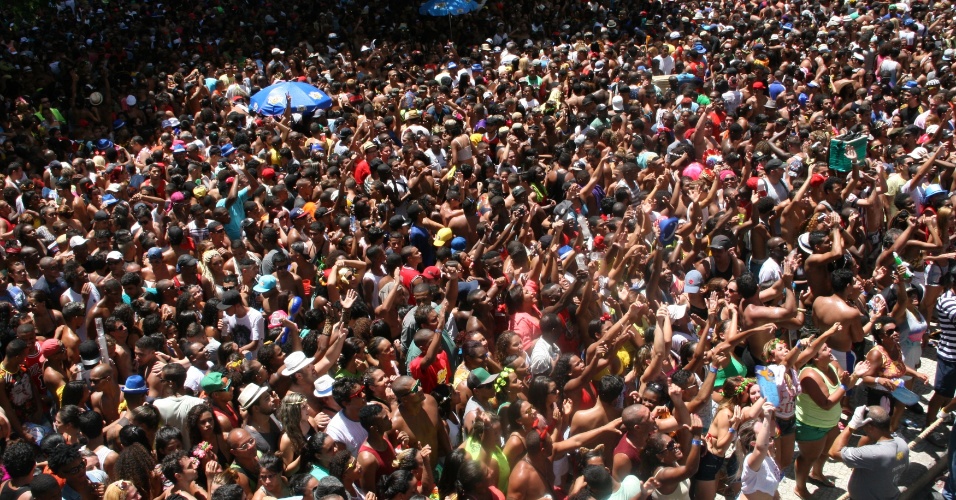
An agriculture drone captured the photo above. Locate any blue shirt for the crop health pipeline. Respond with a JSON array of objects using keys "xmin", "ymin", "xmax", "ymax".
[
  {"xmin": 215, "ymin": 187, "xmax": 249, "ymax": 240},
  {"xmin": 769, "ymin": 81, "xmax": 786, "ymax": 101},
  {"xmin": 409, "ymin": 224, "xmax": 436, "ymax": 267}
]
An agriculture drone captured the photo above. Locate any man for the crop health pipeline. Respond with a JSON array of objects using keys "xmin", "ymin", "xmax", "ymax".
[
  {"xmin": 48, "ymin": 443, "xmax": 108, "ymax": 500},
  {"xmin": 1, "ymin": 441, "xmax": 37, "ymax": 500},
  {"xmin": 569, "ymin": 375, "xmax": 625, "ymax": 461},
  {"xmin": 738, "ymin": 271, "xmax": 800, "ymax": 367},
  {"xmin": 238, "ymin": 383, "xmax": 281, "ymax": 454},
  {"xmin": 60, "ymin": 261, "xmax": 98, "ymax": 341},
  {"xmin": 696, "ymin": 234, "xmax": 744, "ymax": 282},
  {"xmin": 812, "ymin": 268, "xmax": 867, "ymax": 371},
  {"xmin": 203, "ymin": 372, "xmax": 238, "ymax": 432},
  {"xmin": 34, "ymin": 257, "xmax": 68, "ymax": 300},
  {"xmin": 356, "ymin": 405, "xmax": 397, "ymax": 493},
  {"xmin": 325, "ymin": 377, "xmax": 368, "ymax": 456},
  {"xmin": 283, "ymin": 350, "xmax": 318, "ymax": 404},
  {"xmin": 529, "ymin": 313, "xmax": 562, "ymax": 375},
  {"xmin": 219, "ymin": 289, "xmax": 264, "ymax": 355},
  {"xmin": 929, "ymin": 265, "xmax": 956, "ymax": 421},
  {"xmin": 153, "ymin": 363, "xmax": 205, "ymax": 449},
  {"xmin": 29, "ymin": 474, "xmax": 62, "ymax": 500},
  {"xmin": 828, "ymin": 406, "xmax": 908, "ymax": 500},
  {"xmin": 0, "ymin": 339, "xmax": 44, "ymax": 444},
  {"xmin": 89, "ymin": 363, "xmax": 120, "ymax": 424},
  {"xmin": 216, "ymin": 158, "xmax": 260, "ymax": 241},
  {"xmin": 289, "ymin": 473, "xmax": 319, "ymax": 500},
  {"xmin": 77, "ymin": 411, "xmax": 119, "ymax": 479},
  {"xmin": 227, "ymin": 428, "xmax": 261, "ymax": 497},
  {"xmin": 85, "ymin": 279, "xmax": 123, "ymax": 339},
  {"xmin": 582, "ymin": 464, "xmax": 649, "ymax": 500},
  {"xmin": 305, "ymin": 431, "xmax": 338, "ymax": 481},
  {"xmin": 161, "ymin": 450, "xmax": 207, "ymax": 500},
  {"xmin": 133, "ymin": 335, "xmax": 167, "ymax": 398},
  {"xmin": 462, "ymin": 367, "xmax": 498, "ymax": 435},
  {"xmin": 804, "ymin": 216, "xmax": 847, "ymax": 299},
  {"xmin": 407, "ymin": 202, "xmax": 436, "ymax": 267},
  {"xmin": 391, "ymin": 375, "xmax": 451, "ymax": 461},
  {"xmin": 612, "ymin": 404, "xmax": 659, "ymax": 480}
]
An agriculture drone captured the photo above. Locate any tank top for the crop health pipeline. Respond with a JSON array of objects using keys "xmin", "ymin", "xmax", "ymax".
[
  {"xmin": 358, "ymin": 438, "xmax": 397, "ymax": 478},
  {"xmin": 871, "ymin": 345, "xmax": 906, "ymax": 380},
  {"xmin": 715, "ymin": 355, "xmax": 747, "ymax": 388},
  {"xmin": 652, "ymin": 472, "xmax": 690, "ymax": 500},
  {"xmin": 708, "ymin": 256, "xmax": 735, "ymax": 281},
  {"xmin": 463, "ymin": 437, "xmax": 510, "ymax": 492},
  {"xmin": 213, "ymin": 404, "xmax": 239, "ymax": 429},
  {"xmin": 898, "ymin": 308, "xmax": 928, "ymax": 343},
  {"xmin": 795, "ymin": 365, "xmax": 842, "ymax": 428},
  {"xmin": 740, "ymin": 453, "xmax": 782, "ymax": 495}
]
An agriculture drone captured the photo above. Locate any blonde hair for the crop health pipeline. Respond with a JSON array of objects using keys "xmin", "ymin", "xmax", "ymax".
[{"xmin": 103, "ymin": 481, "xmax": 135, "ymax": 500}]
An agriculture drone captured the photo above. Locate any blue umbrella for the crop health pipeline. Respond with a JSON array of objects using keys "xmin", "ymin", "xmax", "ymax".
[
  {"xmin": 419, "ymin": 0, "xmax": 480, "ymax": 16},
  {"xmin": 249, "ymin": 81, "xmax": 333, "ymax": 116}
]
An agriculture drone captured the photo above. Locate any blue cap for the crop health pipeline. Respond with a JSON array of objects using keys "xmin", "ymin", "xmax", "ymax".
[
  {"xmin": 253, "ymin": 274, "xmax": 277, "ymax": 294},
  {"xmin": 290, "ymin": 207, "xmax": 307, "ymax": 219},
  {"xmin": 924, "ymin": 184, "xmax": 948, "ymax": 201},
  {"xmin": 147, "ymin": 247, "xmax": 164, "ymax": 260},
  {"xmin": 450, "ymin": 236, "xmax": 467, "ymax": 256},
  {"xmin": 122, "ymin": 375, "xmax": 149, "ymax": 394},
  {"xmin": 161, "ymin": 119, "xmax": 172, "ymax": 129},
  {"xmin": 102, "ymin": 194, "xmax": 118, "ymax": 206},
  {"xmin": 172, "ymin": 144, "xmax": 186, "ymax": 153},
  {"xmin": 448, "ymin": 61, "xmax": 457, "ymax": 69},
  {"xmin": 472, "ymin": 63, "xmax": 483, "ymax": 71},
  {"xmin": 95, "ymin": 138, "xmax": 114, "ymax": 151},
  {"xmin": 782, "ymin": 22, "xmax": 793, "ymax": 30},
  {"xmin": 693, "ymin": 43, "xmax": 707, "ymax": 54},
  {"xmin": 220, "ymin": 144, "xmax": 236, "ymax": 157},
  {"xmin": 113, "ymin": 119, "xmax": 126, "ymax": 130},
  {"xmin": 659, "ymin": 217, "xmax": 680, "ymax": 246}
]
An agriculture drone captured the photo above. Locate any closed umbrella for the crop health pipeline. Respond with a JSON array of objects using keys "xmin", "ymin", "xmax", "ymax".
[{"xmin": 249, "ymin": 81, "xmax": 333, "ymax": 116}]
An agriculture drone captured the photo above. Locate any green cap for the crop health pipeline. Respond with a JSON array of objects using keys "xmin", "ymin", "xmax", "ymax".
[{"xmin": 201, "ymin": 372, "xmax": 231, "ymax": 393}]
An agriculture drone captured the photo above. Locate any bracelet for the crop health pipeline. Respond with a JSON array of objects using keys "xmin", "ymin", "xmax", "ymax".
[
  {"xmin": 840, "ymin": 384, "xmax": 848, "ymax": 391},
  {"xmin": 708, "ymin": 365, "xmax": 719, "ymax": 374},
  {"xmin": 796, "ymin": 308, "xmax": 807, "ymax": 313},
  {"xmin": 728, "ymin": 428, "xmax": 736, "ymax": 434},
  {"xmin": 691, "ymin": 439, "xmax": 703, "ymax": 446}
]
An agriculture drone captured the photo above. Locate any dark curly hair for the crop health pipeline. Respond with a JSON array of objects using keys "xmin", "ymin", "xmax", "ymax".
[{"xmin": 114, "ymin": 443, "xmax": 156, "ymax": 495}]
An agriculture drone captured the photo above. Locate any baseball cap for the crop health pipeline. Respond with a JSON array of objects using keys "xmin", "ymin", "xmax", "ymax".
[
  {"xmin": 253, "ymin": 274, "xmax": 277, "ymax": 294},
  {"xmin": 147, "ymin": 247, "xmax": 164, "ymax": 261},
  {"xmin": 40, "ymin": 339, "xmax": 64, "ymax": 358},
  {"xmin": 217, "ymin": 290, "xmax": 242, "ymax": 310},
  {"xmin": 924, "ymin": 184, "xmax": 948, "ymax": 201},
  {"xmin": 764, "ymin": 158, "xmax": 783, "ymax": 171},
  {"xmin": 450, "ymin": 236, "xmax": 467, "ymax": 256},
  {"xmin": 106, "ymin": 251, "xmax": 124, "ymax": 262},
  {"xmin": 69, "ymin": 236, "xmax": 89, "ymax": 249},
  {"xmin": 467, "ymin": 367, "xmax": 499, "ymax": 389},
  {"xmin": 709, "ymin": 234, "xmax": 733, "ymax": 250},
  {"xmin": 659, "ymin": 217, "xmax": 680, "ymax": 246},
  {"xmin": 433, "ymin": 227, "xmax": 454, "ymax": 247},
  {"xmin": 200, "ymin": 372, "xmax": 231, "ymax": 393},
  {"xmin": 684, "ymin": 270, "xmax": 704, "ymax": 294},
  {"xmin": 422, "ymin": 266, "xmax": 441, "ymax": 281},
  {"xmin": 177, "ymin": 254, "xmax": 198, "ymax": 270}
]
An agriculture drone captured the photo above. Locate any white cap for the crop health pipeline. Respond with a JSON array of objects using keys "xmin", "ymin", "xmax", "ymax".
[
  {"xmin": 69, "ymin": 236, "xmax": 88, "ymax": 249},
  {"xmin": 611, "ymin": 95, "xmax": 624, "ymax": 111},
  {"xmin": 106, "ymin": 183, "xmax": 122, "ymax": 193},
  {"xmin": 106, "ymin": 251, "xmax": 124, "ymax": 262}
]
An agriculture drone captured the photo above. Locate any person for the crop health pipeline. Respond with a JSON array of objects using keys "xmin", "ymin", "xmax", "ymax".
[
  {"xmin": 738, "ymin": 402, "xmax": 782, "ymax": 500},
  {"xmin": 325, "ymin": 378, "xmax": 368, "ymax": 457},
  {"xmin": 828, "ymin": 405, "xmax": 909, "ymax": 500},
  {"xmin": 859, "ymin": 316, "xmax": 930, "ymax": 432},
  {"xmin": 0, "ymin": 441, "xmax": 36, "ymax": 500},
  {"xmin": 153, "ymin": 363, "xmax": 206, "ymax": 449}
]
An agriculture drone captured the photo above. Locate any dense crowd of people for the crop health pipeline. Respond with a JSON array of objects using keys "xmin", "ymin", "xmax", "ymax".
[{"xmin": 2, "ymin": 0, "xmax": 956, "ymax": 499}]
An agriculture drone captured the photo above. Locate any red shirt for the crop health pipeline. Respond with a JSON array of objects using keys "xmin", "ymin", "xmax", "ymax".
[
  {"xmin": 409, "ymin": 351, "xmax": 450, "ymax": 394},
  {"xmin": 400, "ymin": 266, "xmax": 421, "ymax": 305},
  {"xmin": 354, "ymin": 159, "xmax": 371, "ymax": 186}
]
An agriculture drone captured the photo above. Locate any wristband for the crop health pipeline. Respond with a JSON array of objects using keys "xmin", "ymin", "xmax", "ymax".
[
  {"xmin": 840, "ymin": 384, "xmax": 848, "ymax": 391},
  {"xmin": 691, "ymin": 439, "xmax": 703, "ymax": 447},
  {"xmin": 708, "ymin": 365, "xmax": 719, "ymax": 374},
  {"xmin": 728, "ymin": 428, "xmax": 736, "ymax": 434}
]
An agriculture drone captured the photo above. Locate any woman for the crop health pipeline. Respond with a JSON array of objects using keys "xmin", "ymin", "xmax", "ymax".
[
  {"xmin": 860, "ymin": 315, "xmax": 929, "ymax": 431},
  {"xmin": 155, "ymin": 427, "xmax": 184, "ymax": 464},
  {"xmin": 494, "ymin": 367, "xmax": 527, "ymax": 412},
  {"xmin": 739, "ymin": 402, "xmax": 782, "ymax": 500},
  {"xmin": 390, "ymin": 447, "xmax": 436, "ymax": 498},
  {"xmin": 363, "ymin": 366, "xmax": 394, "ymax": 414},
  {"xmin": 640, "ymin": 429, "xmax": 701, "ymax": 500},
  {"xmin": 456, "ymin": 459, "xmax": 506, "ymax": 500},
  {"xmin": 277, "ymin": 393, "xmax": 313, "ymax": 474},
  {"xmin": 186, "ymin": 404, "xmax": 230, "ymax": 468},
  {"xmin": 28, "ymin": 290, "xmax": 63, "ymax": 335},
  {"xmin": 328, "ymin": 450, "xmax": 366, "ymax": 500},
  {"xmin": 505, "ymin": 281, "xmax": 541, "ymax": 351},
  {"xmin": 502, "ymin": 400, "xmax": 538, "ymax": 467},
  {"xmin": 103, "ymin": 480, "xmax": 142, "ymax": 500},
  {"xmin": 495, "ymin": 331, "xmax": 530, "ymax": 369},
  {"xmin": 251, "ymin": 455, "xmax": 289, "ymax": 500},
  {"xmin": 761, "ymin": 322, "xmax": 841, "ymax": 470},
  {"xmin": 550, "ymin": 351, "xmax": 602, "ymax": 414},
  {"xmin": 696, "ymin": 376, "xmax": 753, "ymax": 500},
  {"xmin": 793, "ymin": 342, "xmax": 863, "ymax": 499},
  {"xmin": 890, "ymin": 272, "xmax": 929, "ymax": 387},
  {"xmin": 527, "ymin": 376, "xmax": 562, "ymax": 432},
  {"xmin": 367, "ymin": 336, "xmax": 400, "ymax": 378},
  {"xmin": 114, "ymin": 443, "xmax": 160, "ymax": 500},
  {"xmin": 437, "ymin": 449, "xmax": 468, "ymax": 500}
]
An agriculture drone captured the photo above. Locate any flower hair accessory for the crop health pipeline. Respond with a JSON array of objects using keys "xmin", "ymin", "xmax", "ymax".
[
  {"xmin": 734, "ymin": 378, "xmax": 757, "ymax": 396},
  {"xmin": 226, "ymin": 359, "xmax": 244, "ymax": 371},
  {"xmin": 192, "ymin": 441, "xmax": 212, "ymax": 460},
  {"xmin": 494, "ymin": 367, "xmax": 514, "ymax": 393}
]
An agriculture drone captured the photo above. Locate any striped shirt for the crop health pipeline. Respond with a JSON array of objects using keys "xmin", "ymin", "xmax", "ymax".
[{"xmin": 934, "ymin": 289, "xmax": 956, "ymax": 362}]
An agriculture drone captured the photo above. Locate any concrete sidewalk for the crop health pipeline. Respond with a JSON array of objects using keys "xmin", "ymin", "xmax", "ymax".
[{"xmin": 772, "ymin": 346, "xmax": 950, "ymax": 500}]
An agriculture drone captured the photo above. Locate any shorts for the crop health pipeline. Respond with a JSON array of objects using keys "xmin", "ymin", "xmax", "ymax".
[
  {"xmin": 927, "ymin": 263, "xmax": 945, "ymax": 287},
  {"xmin": 694, "ymin": 448, "xmax": 726, "ymax": 481},
  {"xmin": 900, "ymin": 337, "xmax": 923, "ymax": 369},
  {"xmin": 934, "ymin": 357, "xmax": 956, "ymax": 398},
  {"xmin": 831, "ymin": 348, "xmax": 857, "ymax": 372},
  {"xmin": 776, "ymin": 415, "xmax": 797, "ymax": 436},
  {"xmin": 796, "ymin": 421, "xmax": 832, "ymax": 442}
]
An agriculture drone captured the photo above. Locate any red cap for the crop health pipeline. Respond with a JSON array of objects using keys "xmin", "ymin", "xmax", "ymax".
[
  {"xmin": 40, "ymin": 339, "xmax": 63, "ymax": 358},
  {"xmin": 261, "ymin": 168, "xmax": 276, "ymax": 179},
  {"xmin": 422, "ymin": 266, "xmax": 441, "ymax": 280},
  {"xmin": 682, "ymin": 96, "xmax": 692, "ymax": 104},
  {"xmin": 753, "ymin": 81, "xmax": 766, "ymax": 89},
  {"xmin": 746, "ymin": 177, "xmax": 760, "ymax": 190},
  {"xmin": 810, "ymin": 173, "xmax": 827, "ymax": 187}
]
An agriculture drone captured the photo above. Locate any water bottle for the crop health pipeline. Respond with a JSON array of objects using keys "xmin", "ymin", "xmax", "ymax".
[
  {"xmin": 577, "ymin": 213, "xmax": 591, "ymax": 242},
  {"xmin": 892, "ymin": 252, "xmax": 914, "ymax": 280}
]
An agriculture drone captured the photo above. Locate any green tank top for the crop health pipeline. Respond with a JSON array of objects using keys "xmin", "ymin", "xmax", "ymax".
[
  {"xmin": 715, "ymin": 355, "xmax": 747, "ymax": 388},
  {"xmin": 463, "ymin": 437, "xmax": 510, "ymax": 492},
  {"xmin": 795, "ymin": 365, "xmax": 842, "ymax": 429}
]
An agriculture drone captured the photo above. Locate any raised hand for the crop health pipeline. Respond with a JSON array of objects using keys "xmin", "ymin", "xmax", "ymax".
[{"xmin": 341, "ymin": 289, "xmax": 358, "ymax": 309}]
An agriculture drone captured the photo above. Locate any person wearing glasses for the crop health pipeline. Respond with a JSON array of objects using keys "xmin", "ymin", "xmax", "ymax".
[
  {"xmin": 391, "ymin": 375, "xmax": 452, "ymax": 463},
  {"xmin": 48, "ymin": 443, "xmax": 108, "ymax": 500}
]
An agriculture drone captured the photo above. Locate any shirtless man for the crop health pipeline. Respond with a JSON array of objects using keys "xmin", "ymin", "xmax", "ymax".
[
  {"xmin": 85, "ymin": 280, "xmax": 123, "ymax": 340},
  {"xmin": 142, "ymin": 247, "xmax": 175, "ymax": 286},
  {"xmin": 226, "ymin": 428, "xmax": 261, "ymax": 498},
  {"xmin": 390, "ymin": 375, "xmax": 451, "ymax": 461},
  {"xmin": 803, "ymin": 217, "xmax": 846, "ymax": 302},
  {"xmin": 447, "ymin": 198, "xmax": 481, "ymax": 247},
  {"xmin": 812, "ymin": 268, "xmax": 866, "ymax": 371},
  {"xmin": 738, "ymin": 266, "xmax": 802, "ymax": 367},
  {"xmin": 133, "ymin": 335, "xmax": 166, "ymax": 399},
  {"xmin": 55, "ymin": 302, "xmax": 84, "ymax": 365},
  {"xmin": 89, "ymin": 364, "xmax": 120, "ymax": 424},
  {"xmin": 569, "ymin": 375, "xmax": 625, "ymax": 464}
]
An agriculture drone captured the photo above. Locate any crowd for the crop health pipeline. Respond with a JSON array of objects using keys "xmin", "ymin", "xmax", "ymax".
[{"xmin": 3, "ymin": 0, "xmax": 956, "ymax": 499}]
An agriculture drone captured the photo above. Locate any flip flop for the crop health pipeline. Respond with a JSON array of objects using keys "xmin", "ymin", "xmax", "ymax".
[{"xmin": 808, "ymin": 475, "xmax": 836, "ymax": 488}]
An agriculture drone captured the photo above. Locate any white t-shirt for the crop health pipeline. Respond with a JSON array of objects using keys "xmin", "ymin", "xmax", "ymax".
[
  {"xmin": 758, "ymin": 258, "xmax": 782, "ymax": 288},
  {"xmin": 61, "ymin": 285, "xmax": 101, "ymax": 341},
  {"xmin": 223, "ymin": 308, "xmax": 265, "ymax": 347},
  {"xmin": 654, "ymin": 54, "xmax": 675, "ymax": 75},
  {"xmin": 185, "ymin": 364, "xmax": 207, "ymax": 395},
  {"xmin": 326, "ymin": 410, "xmax": 368, "ymax": 457}
]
